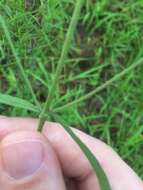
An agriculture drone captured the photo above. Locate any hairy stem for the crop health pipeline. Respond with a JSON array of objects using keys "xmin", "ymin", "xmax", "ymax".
[{"xmin": 38, "ymin": 0, "xmax": 84, "ymax": 131}]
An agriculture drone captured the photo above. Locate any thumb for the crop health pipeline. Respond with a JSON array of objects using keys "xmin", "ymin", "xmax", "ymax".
[{"xmin": 0, "ymin": 131, "xmax": 66, "ymax": 190}]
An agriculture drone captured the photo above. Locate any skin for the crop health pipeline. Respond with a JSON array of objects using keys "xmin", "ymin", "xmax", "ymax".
[{"xmin": 0, "ymin": 116, "xmax": 142, "ymax": 190}]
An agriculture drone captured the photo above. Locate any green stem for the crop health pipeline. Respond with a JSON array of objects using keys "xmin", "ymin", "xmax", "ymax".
[
  {"xmin": 53, "ymin": 58, "xmax": 143, "ymax": 112},
  {"xmin": 0, "ymin": 16, "xmax": 40, "ymax": 107},
  {"xmin": 38, "ymin": 0, "xmax": 84, "ymax": 131}
]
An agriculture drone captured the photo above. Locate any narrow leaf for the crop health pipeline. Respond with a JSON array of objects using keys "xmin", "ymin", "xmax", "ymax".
[
  {"xmin": 54, "ymin": 58, "xmax": 143, "ymax": 112},
  {"xmin": 0, "ymin": 16, "xmax": 39, "ymax": 107},
  {"xmin": 53, "ymin": 114, "xmax": 112, "ymax": 190},
  {"xmin": 0, "ymin": 93, "xmax": 39, "ymax": 112}
]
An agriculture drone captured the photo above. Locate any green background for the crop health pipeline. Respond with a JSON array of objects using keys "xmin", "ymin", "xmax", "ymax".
[{"xmin": 0, "ymin": 0, "xmax": 143, "ymax": 178}]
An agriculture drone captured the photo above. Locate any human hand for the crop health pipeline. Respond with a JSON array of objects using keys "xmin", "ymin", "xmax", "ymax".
[{"xmin": 0, "ymin": 117, "xmax": 142, "ymax": 190}]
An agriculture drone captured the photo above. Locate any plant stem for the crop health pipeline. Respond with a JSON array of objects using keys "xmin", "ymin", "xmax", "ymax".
[
  {"xmin": 53, "ymin": 58, "xmax": 143, "ymax": 112},
  {"xmin": 0, "ymin": 16, "xmax": 40, "ymax": 107},
  {"xmin": 38, "ymin": 0, "xmax": 84, "ymax": 132}
]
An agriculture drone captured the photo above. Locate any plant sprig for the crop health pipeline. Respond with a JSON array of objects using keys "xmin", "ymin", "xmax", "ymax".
[{"xmin": 37, "ymin": 1, "xmax": 112, "ymax": 190}]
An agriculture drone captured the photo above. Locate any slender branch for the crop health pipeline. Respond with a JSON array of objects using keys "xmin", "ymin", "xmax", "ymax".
[
  {"xmin": 38, "ymin": 0, "xmax": 84, "ymax": 131},
  {"xmin": 0, "ymin": 16, "xmax": 40, "ymax": 107},
  {"xmin": 53, "ymin": 58, "xmax": 143, "ymax": 112}
]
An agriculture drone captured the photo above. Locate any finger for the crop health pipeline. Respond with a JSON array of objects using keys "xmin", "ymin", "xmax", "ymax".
[
  {"xmin": 0, "ymin": 117, "xmax": 143, "ymax": 190},
  {"xmin": 45, "ymin": 123, "xmax": 143, "ymax": 190},
  {"xmin": 0, "ymin": 130, "xmax": 66, "ymax": 190}
]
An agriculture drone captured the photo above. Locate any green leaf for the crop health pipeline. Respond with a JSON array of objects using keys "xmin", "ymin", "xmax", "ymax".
[
  {"xmin": 54, "ymin": 58, "xmax": 143, "ymax": 112},
  {"xmin": 52, "ymin": 114, "xmax": 112, "ymax": 190},
  {"xmin": 0, "ymin": 93, "xmax": 39, "ymax": 112}
]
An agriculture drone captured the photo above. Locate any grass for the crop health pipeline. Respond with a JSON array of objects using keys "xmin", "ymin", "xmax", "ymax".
[{"xmin": 0, "ymin": 0, "xmax": 143, "ymax": 179}]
